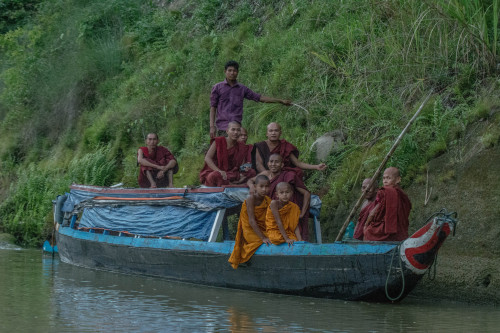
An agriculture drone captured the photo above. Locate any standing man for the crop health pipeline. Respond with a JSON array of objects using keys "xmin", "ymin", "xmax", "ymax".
[
  {"xmin": 137, "ymin": 133, "xmax": 178, "ymax": 188},
  {"xmin": 210, "ymin": 60, "xmax": 292, "ymax": 139}
]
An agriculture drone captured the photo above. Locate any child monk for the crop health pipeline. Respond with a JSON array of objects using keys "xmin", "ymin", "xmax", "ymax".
[
  {"xmin": 265, "ymin": 182, "xmax": 303, "ymax": 246},
  {"xmin": 228, "ymin": 175, "xmax": 272, "ymax": 269},
  {"xmin": 363, "ymin": 167, "xmax": 412, "ymax": 241}
]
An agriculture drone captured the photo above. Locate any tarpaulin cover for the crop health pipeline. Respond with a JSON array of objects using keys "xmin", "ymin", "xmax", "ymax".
[
  {"xmin": 80, "ymin": 205, "xmax": 216, "ymax": 240},
  {"xmin": 62, "ymin": 185, "xmax": 322, "ymax": 241}
]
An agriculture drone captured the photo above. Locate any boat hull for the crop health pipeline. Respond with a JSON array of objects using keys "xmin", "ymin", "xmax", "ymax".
[{"xmin": 56, "ymin": 228, "xmax": 420, "ymax": 302}]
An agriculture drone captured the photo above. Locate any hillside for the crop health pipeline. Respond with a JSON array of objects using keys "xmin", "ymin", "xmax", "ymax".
[{"xmin": 0, "ymin": 0, "xmax": 499, "ymax": 266}]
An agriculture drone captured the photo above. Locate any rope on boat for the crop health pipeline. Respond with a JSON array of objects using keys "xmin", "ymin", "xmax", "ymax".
[
  {"xmin": 427, "ymin": 253, "xmax": 438, "ymax": 281},
  {"xmin": 385, "ymin": 243, "xmax": 406, "ymax": 302}
]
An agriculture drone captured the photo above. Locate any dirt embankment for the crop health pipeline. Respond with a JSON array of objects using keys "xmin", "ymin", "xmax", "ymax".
[{"xmin": 406, "ymin": 120, "xmax": 500, "ymax": 304}]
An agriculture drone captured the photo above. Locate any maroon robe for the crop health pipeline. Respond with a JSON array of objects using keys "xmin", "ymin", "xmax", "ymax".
[
  {"xmin": 268, "ymin": 170, "xmax": 310, "ymax": 241},
  {"xmin": 253, "ymin": 140, "xmax": 303, "ymax": 178},
  {"xmin": 364, "ymin": 186, "xmax": 412, "ymax": 241},
  {"xmin": 138, "ymin": 146, "xmax": 178, "ymax": 188},
  {"xmin": 353, "ymin": 200, "xmax": 376, "ymax": 240},
  {"xmin": 199, "ymin": 137, "xmax": 256, "ymax": 186}
]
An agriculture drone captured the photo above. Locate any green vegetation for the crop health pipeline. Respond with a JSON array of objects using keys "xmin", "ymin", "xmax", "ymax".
[{"xmin": 0, "ymin": 0, "xmax": 499, "ymax": 246}]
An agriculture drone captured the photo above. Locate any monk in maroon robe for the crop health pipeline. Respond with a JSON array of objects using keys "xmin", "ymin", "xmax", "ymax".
[
  {"xmin": 248, "ymin": 154, "xmax": 311, "ymax": 240},
  {"xmin": 200, "ymin": 121, "xmax": 256, "ymax": 186},
  {"xmin": 253, "ymin": 122, "xmax": 326, "ymax": 179},
  {"xmin": 137, "ymin": 133, "xmax": 178, "ymax": 188},
  {"xmin": 364, "ymin": 167, "xmax": 412, "ymax": 242},
  {"xmin": 353, "ymin": 178, "xmax": 378, "ymax": 240}
]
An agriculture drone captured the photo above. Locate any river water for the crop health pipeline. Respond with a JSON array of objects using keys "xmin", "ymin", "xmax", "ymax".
[{"xmin": 1, "ymin": 246, "xmax": 499, "ymax": 333}]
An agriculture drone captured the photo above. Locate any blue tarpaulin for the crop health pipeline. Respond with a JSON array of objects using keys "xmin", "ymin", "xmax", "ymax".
[{"xmin": 62, "ymin": 185, "xmax": 322, "ymax": 241}]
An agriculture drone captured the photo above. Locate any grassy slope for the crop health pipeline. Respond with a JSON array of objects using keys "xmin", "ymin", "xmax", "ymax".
[{"xmin": 0, "ymin": 0, "xmax": 499, "ymax": 250}]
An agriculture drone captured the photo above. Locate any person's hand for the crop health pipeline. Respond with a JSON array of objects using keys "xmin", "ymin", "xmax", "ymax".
[
  {"xmin": 238, "ymin": 173, "xmax": 246, "ymax": 183},
  {"xmin": 157, "ymin": 170, "xmax": 165, "ymax": 179},
  {"xmin": 262, "ymin": 237, "xmax": 272, "ymax": 246},
  {"xmin": 210, "ymin": 126, "xmax": 216, "ymax": 139},
  {"xmin": 316, "ymin": 163, "xmax": 327, "ymax": 171},
  {"xmin": 219, "ymin": 170, "xmax": 227, "ymax": 180},
  {"xmin": 281, "ymin": 99, "xmax": 292, "ymax": 106},
  {"xmin": 285, "ymin": 237, "xmax": 295, "ymax": 246},
  {"xmin": 299, "ymin": 210, "xmax": 306, "ymax": 219}
]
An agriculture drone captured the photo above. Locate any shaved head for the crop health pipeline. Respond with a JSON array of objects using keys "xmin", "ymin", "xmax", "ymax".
[
  {"xmin": 276, "ymin": 181, "xmax": 292, "ymax": 191},
  {"xmin": 267, "ymin": 122, "xmax": 282, "ymax": 131},
  {"xmin": 385, "ymin": 167, "xmax": 400, "ymax": 177},
  {"xmin": 361, "ymin": 178, "xmax": 377, "ymax": 201},
  {"xmin": 383, "ymin": 167, "xmax": 401, "ymax": 187},
  {"xmin": 269, "ymin": 153, "xmax": 283, "ymax": 162},
  {"xmin": 227, "ymin": 121, "xmax": 241, "ymax": 129},
  {"xmin": 255, "ymin": 175, "xmax": 270, "ymax": 184}
]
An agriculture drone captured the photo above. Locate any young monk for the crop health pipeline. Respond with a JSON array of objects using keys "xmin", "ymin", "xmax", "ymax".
[
  {"xmin": 199, "ymin": 121, "xmax": 256, "ymax": 186},
  {"xmin": 265, "ymin": 182, "xmax": 302, "ymax": 246},
  {"xmin": 364, "ymin": 167, "xmax": 412, "ymax": 242},
  {"xmin": 247, "ymin": 153, "xmax": 311, "ymax": 240},
  {"xmin": 228, "ymin": 175, "xmax": 272, "ymax": 269},
  {"xmin": 353, "ymin": 178, "xmax": 378, "ymax": 240}
]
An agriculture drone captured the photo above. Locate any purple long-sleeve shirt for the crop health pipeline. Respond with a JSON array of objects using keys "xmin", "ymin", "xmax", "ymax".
[{"xmin": 210, "ymin": 80, "xmax": 261, "ymax": 130}]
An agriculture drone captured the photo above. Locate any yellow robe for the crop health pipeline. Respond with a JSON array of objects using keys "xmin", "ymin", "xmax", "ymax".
[
  {"xmin": 228, "ymin": 196, "xmax": 271, "ymax": 269},
  {"xmin": 265, "ymin": 201, "xmax": 300, "ymax": 245}
]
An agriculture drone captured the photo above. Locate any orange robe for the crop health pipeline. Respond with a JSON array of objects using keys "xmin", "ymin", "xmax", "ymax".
[
  {"xmin": 265, "ymin": 201, "xmax": 300, "ymax": 245},
  {"xmin": 228, "ymin": 196, "xmax": 271, "ymax": 269}
]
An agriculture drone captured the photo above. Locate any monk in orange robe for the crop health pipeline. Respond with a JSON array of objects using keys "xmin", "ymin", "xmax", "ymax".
[
  {"xmin": 364, "ymin": 167, "xmax": 412, "ymax": 241},
  {"xmin": 265, "ymin": 182, "xmax": 302, "ymax": 245},
  {"xmin": 229, "ymin": 175, "xmax": 272, "ymax": 269},
  {"xmin": 353, "ymin": 178, "xmax": 378, "ymax": 240},
  {"xmin": 248, "ymin": 154, "xmax": 311, "ymax": 240}
]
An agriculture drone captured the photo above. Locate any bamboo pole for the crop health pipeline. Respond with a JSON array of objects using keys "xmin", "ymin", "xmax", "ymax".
[{"xmin": 335, "ymin": 91, "xmax": 433, "ymax": 242}]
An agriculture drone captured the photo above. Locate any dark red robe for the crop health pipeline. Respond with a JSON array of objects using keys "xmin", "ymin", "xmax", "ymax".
[
  {"xmin": 199, "ymin": 137, "xmax": 256, "ymax": 186},
  {"xmin": 364, "ymin": 186, "xmax": 412, "ymax": 241},
  {"xmin": 268, "ymin": 170, "xmax": 310, "ymax": 241},
  {"xmin": 353, "ymin": 200, "xmax": 376, "ymax": 240},
  {"xmin": 138, "ymin": 146, "xmax": 178, "ymax": 188},
  {"xmin": 253, "ymin": 140, "xmax": 303, "ymax": 178}
]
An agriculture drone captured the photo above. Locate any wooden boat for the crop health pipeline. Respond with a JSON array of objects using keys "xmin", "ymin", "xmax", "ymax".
[{"xmin": 52, "ymin": 184, "xmax": 457, "ymax": 302}]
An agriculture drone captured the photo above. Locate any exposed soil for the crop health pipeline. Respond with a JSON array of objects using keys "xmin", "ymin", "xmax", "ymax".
[{"xmin": 405, "ymin": 120, "xmax": 500, "ymax": 305}]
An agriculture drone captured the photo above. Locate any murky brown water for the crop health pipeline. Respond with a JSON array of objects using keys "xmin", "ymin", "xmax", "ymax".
[{"xmin": 1, "ymin": 247, "xmax": 499, "ymax": 332}]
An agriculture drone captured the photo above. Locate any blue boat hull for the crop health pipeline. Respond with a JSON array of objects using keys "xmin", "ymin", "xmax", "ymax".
[{"xmin": 56, "ymin": 226, "xmax": 421, "ymax": 302}]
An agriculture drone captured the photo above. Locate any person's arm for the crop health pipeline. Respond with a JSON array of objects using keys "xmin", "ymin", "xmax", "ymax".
[
  {"xmin": 246, "ymin": 196, "xmax": 272, "ymax": 245},
  {"xmin": 204, "ymin": 141, "xmax": 227, "ymax": 180},
  {"xmin": 137, "ymin": 149, "xmax": 163, "ymax": 170},
  {"xmin": 270, "ymin": 201, "xmax": 294, "ymax": 246},
  {"xmin": 162, "ymin": 159, "xmax": 177, "ymax": 172},
  {"xmin": 295, "ymin": 187, "xmax": 310, "ymax": 219},
  {"xmin": 210, "ymin": 106, "xmax": 217, "ymax": 139},
  {"xmin": 255, "ymin": 148, "xmax": 267, "ymax": 173},
  {"xmin": 260, "ymin": 96, "xmax": 292, "ymax": 105},
  {"xmin": 289, "ymin": 154, "xmax": 326, "ymax": 171},
  {"xmin": 294, "ymin": 226, "xmax": 302, "ymax": 241}
]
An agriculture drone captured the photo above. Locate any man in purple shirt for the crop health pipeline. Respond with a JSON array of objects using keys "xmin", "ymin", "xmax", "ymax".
[{"xmin": 210, "ymin": 60, "xmax": 292, "ymax": 139}]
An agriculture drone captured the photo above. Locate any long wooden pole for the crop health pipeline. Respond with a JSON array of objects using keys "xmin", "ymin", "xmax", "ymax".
[{"xmin": 335, "ymin": 91, "xmax": 433, "ymax": 242}]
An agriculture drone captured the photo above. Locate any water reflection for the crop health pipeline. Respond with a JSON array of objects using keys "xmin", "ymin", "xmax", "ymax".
[{"xmin": 0, "ymin": 248, "xmax": 499, "ymax": 332}]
